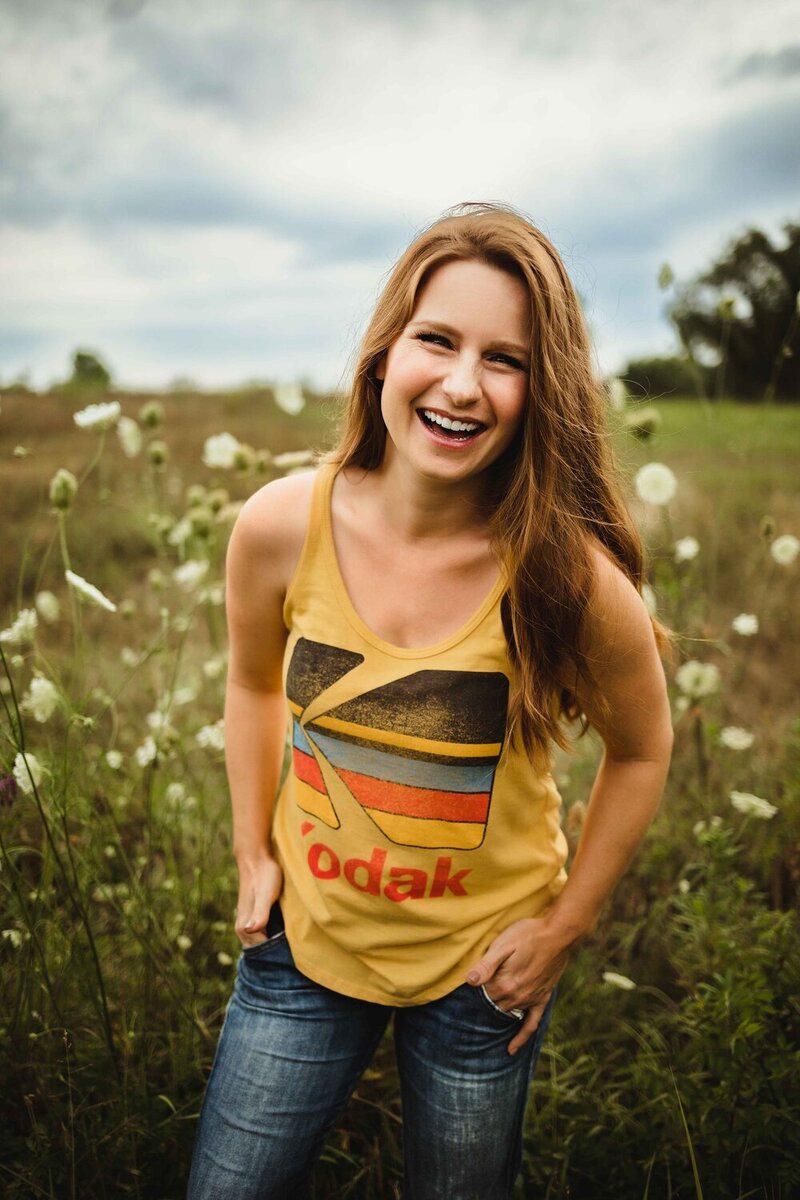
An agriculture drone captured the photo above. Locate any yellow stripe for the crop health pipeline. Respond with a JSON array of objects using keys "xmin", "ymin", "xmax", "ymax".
[
  {"xmin": 368, "ymin": 810, "xmax": 486, "ymax": 850},
  {"xmin": 307, "ymin": 713, "xmax": 501, "ymax": 758},
  {"xmin": 287, "ymin": 699, "xmax": 303, "ymax": 718},
  {"xmin": 294, "ymin": 777, "xmax": 340, "ymax": 829}
]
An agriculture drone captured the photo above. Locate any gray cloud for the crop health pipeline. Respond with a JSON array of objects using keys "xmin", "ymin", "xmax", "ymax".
[{"xmin": 728, "ymin": 44, "xmax": 800, "ymax": 81}]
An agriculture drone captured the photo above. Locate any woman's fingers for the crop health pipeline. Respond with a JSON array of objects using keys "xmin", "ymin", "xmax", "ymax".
[
  {"xmin": 506, "ymin": 992, "xmax": 551, "ymax": 1057},
  {"xmin": 235, "ymin": 859, "xmax": 283, "ymax": 946}
]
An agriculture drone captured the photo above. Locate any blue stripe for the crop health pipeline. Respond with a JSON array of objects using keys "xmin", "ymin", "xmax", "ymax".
[
  {"xmin": 306, "ymin": 727, "xmax": 496, "ymax": 793},
  {"xmin": 293, "ymin": 720, "xmax": 314, "ymax": 756}
]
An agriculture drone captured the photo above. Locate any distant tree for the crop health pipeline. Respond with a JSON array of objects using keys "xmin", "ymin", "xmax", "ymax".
[
  {"xmin": 68, "ymin": 349, "xmax": 113, "ymax": 392},
  {"xmin": 620, "ymin": 354, "xmax": 702, "ymax": 400},
  {"xmin": 669, "ymin": 221, "xmax": 800, "ymax": 401}
]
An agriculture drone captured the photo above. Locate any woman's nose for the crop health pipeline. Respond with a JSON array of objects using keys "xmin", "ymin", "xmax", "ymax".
[{"xmin": 441, "ymin": 355, "xmax": 482, "ymax": 407}]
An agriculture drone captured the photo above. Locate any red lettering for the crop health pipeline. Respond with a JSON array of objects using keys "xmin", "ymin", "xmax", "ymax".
[
  {"xmin": 344, "ymin": 847, "xmax": 387, "ymax": 895},
  {"xmin": 429, "ymin": 856, "xmax": 470, "ymax": 898},
  {"xmin": 384, "ymin": 867, "xmax": 428, "ymax": 903},
  {"xmin": 308, "ymin": 842, "xmax": 340, "ymax": 879}
]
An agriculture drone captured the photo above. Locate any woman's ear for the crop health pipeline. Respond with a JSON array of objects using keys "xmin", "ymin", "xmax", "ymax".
[{"xmin": 374, "ymin": 353, "xmax": 386, "ymax": 381}]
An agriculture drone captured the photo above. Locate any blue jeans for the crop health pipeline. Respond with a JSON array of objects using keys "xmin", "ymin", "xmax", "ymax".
[{"xmin": 187, "ymin": 904, "xmax": 556, "ymax": 1200}]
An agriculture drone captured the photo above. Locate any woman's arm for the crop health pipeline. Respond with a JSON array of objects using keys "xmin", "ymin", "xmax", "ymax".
[
  {"xmin": 465, "ymin": 546, "xmax": 674, "ymax": 1052},
  {"xmin": 223, "ymin": 474, "xmax": 311, "ymax": 947}
]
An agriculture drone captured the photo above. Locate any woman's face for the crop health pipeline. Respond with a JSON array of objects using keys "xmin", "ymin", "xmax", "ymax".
[{"xmin": 375, "ymin": 258, "xmax": 531, "ymax": 484}]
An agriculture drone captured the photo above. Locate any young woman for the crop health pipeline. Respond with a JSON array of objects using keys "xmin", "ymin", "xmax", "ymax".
[{"xmin": 187, "ymin": 202, "xmax": 674, "ymax": 1199}]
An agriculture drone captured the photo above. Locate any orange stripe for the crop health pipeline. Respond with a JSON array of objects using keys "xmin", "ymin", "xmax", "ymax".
[
  {"xmin": 338, "ymin": 768, "xmax": 488, "ymax": 823},
  {"xmin": 293, "ymin": 747, "xmax": 326, "ymax": 794}
]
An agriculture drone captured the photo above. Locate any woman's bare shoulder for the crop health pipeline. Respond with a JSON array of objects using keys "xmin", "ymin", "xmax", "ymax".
[
  {"xmin": 582, "ymin": 534, "xmax": 654, "ymax": 666},
  {"xmin": 228, "ymin": 468, "xmax": 318, "ymax": 591}
]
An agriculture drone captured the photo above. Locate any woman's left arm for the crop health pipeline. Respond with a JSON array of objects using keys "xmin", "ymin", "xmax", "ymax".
[{"xmin": 465, "ymin": 546, "xmax": 674, "ymax": 1054}]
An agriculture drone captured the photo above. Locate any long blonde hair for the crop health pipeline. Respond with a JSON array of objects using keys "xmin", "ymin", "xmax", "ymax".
[{"xmin": 323, "ymin": 201, "xmax": 673, "ymax": 765}]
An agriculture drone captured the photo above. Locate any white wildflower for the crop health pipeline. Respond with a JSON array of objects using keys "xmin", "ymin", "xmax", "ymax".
[
  {"xmin": 693, "ymin": 820, "xmax": 706, "ymax": 837},
  {"xmin": 120, "ymin": 647, "xmax": 139, "ymax": 669},
  {"xmin": 272, "ymin": 381, "xmax": 306, "ymax": 416},
  {"xmin": 674, "ymin": 536, "xmax": 700, "ymax": 563},
  {"xmin": 678, "ymin": 879, "xmax": 691, "ymax": 894},
  {"xmin": 173, "ymin": 559, "xmax": 209, "ymax": 591},
  {"xmin": 65, "ymin": 570, "xmax": 116, "ymax": 613},
  {"xmin": 217, "ymin": 951, "xmax": 233, "ymax": 966},
  {"xmin": 641, "ymin": 583, "xmax": 657, "ymax": 616},
  {"xmin": 732, "ymin": 613, "xmax": 758, "ymax": 636},
  {"xmin": 634, "ymin": 462, "xmax": 677, "ymax": 506},
  {"xmin": 673, "ymin": 696, "xmax": 690, "ymax": 718},
  {"xmin": 165, "ymin": 781, "xmax": 186, "ymax": 806},
  {"xmin": 135, "ymin": 737, "xmax": 157, "ymax": 768},
  {"xmin": 675, "ymin": 659, "xmax": 720, "ymax": 699},
  {"xmin": 203, "ymin": 656, "xmax": 225, "ymax": 681},
  {"xmin": 176, "ymin": 934, "xmax": 192, "ymax": 952},
  {"xmin": 148, "ymin": 568, "xmax": 167, "ymax": 590},
  {"xmin": 203, "ymin": 432, "xmax": 241, "ymax": 470},
  {"xmin": 271, "ymin": 449, "xmax": 314, "ymax": 470},
  {"xmin": 35, "ymin": 591, "xmax": 60, "ymax": 623},
  {"xmin": 602, "ymin": 971, "xmax": 636, "ymax": 990},
  {"xmin": 770, "ymin": 534, "xmax": 799, "ymax": 566},
  {"xmin": 0, "ymin": 608, "xmax": 38, "ymax": 646},
  {"xmin": 1, "ymin": 929, "xmax": 23, "ymax": 949},
  {"xmin": 196, "ymin": 720, "xmax": 225, "ymax": 752},
  {"xmin": 116, "ymin": 415, "xmax": 142, "ymax": 458},
  {"xmin": 105, "ymin": 750, "xmax": 123, "ymax": 770},
  {"xmin": 13, "ymin": 751, "xmax": 43, "ymax": 795},
  {"xmin": 173, "ymin": 685, "xmax": 197, "ymax": 706},
  {"xmin": 146, "ymin": 710, "xmax": 172, "ymax": 733},
  {"xmin": 730, "ymin": 791, "xmax": 777, "ymax": 820},
  {"xmin": 73, "ymin": 401, "xmax": 121, "ymax": 431},
  {"xmin": 20, "ymin": 676, "xmax": 59, "ymax": 723},
  {"xmin": 607, "ymin": 378, "xmax": 628, "ymax": 411},
  {"xmin": 720, "ymin": 726, "xmax": 754, "ymax": 751},
  {"xmin": 103, "ymin": 844, "xmax": 116, "ymax": 859},
  {"xmin": 167, "ymin": 517, "xmax": 193, "ymax": 547}
]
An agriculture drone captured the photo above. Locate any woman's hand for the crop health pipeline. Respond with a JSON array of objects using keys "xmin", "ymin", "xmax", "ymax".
[
  {"xmin": 465, "ymin": 915, "xmax": 579, "ymax": 1055},
  {"xmin": 235, "ymin": 854, "xmax": 283, "ymax": 949}
]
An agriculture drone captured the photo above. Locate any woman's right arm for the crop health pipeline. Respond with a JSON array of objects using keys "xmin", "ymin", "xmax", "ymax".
[{"xmin": 223, "ymin": 476, "xmax": 308, "ymax": 948}]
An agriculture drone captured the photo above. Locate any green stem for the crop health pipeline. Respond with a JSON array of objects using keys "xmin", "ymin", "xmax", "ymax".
[
  {"xmin": 762, "ymin": 301, "xmax": 799, "ymax": 404},
  {"xmin": 692, "ymin": 711, "xmax": 709, "ymax": 799}
]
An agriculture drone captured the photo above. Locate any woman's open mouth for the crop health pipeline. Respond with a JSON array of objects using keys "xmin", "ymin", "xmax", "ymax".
[{"xmin": 416, "ymin": 408, "xmax": 486, "ymax": 445}]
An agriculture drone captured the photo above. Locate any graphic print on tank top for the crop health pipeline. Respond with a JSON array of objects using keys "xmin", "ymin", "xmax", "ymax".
[{"xmin": 286, "ymin": 637, "xmax": 509, "ymax": 850}]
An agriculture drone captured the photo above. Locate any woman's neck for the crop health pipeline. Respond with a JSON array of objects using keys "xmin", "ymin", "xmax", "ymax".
[{"xmin": 344, "ymin": 451, "xmax": 495, "ymax": 545}]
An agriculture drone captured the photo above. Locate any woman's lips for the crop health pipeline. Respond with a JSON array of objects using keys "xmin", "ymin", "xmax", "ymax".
[{"xmin": 415, "ymin": 408, "xmax": 485, "ymax": 448}]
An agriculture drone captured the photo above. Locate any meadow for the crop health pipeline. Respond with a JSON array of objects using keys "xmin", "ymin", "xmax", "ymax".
[{"xmin": 0, "ymin": 385, "xmax": 798, "ymax": 1199}]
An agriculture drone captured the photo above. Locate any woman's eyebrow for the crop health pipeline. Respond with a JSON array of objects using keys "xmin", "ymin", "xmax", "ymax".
[{"xmin": 409, "ymin": 318, "xmax": 529, "ymax": 358}]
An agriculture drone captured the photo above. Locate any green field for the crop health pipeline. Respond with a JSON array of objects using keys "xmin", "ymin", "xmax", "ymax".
[{"xmin": 1, "ymin": 388, "xmax": 798, "ymax": 1198}]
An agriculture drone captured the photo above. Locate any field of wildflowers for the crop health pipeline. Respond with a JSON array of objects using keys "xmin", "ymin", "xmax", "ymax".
[{"xmin": 1, "ymin": 383, "xmax": 798, "ymax": 1198}]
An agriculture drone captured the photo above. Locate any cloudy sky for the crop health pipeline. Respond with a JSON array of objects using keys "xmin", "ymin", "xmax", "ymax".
[{"xmin": 2, "ymin": 0, "xmax": 798, "ymax": 391}]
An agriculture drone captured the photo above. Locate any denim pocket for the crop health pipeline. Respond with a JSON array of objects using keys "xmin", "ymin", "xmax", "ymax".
[
  {"xmin": 240, "ymin": 900, "xmax": 286, "ymax": 956},
  {"xmin": 478, "ymin": 984, "xmax": 526, "ymax": 1023},
  {"xmin": 241, "ymin": 929, "xmax": 287, "ymax": 957}
]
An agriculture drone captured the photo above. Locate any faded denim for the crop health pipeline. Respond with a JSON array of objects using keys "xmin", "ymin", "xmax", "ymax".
[{"xmin": 187, "ymin": 904, "xmax": 556, "ymax": 1200}]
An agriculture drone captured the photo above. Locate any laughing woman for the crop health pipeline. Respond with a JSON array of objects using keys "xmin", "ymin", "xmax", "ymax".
[{"xmin": 187, "ymin": 202, "xmax": 674, "ymax": 1200}]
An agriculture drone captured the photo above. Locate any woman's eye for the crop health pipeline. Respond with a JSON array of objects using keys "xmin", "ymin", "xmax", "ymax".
[
  {"xmin": 491, "ymin": 353, "xmax": 527, "ymax": 371},
  {"xmin": 414, "ymin": 331, "xmax": 451, "ymax": 348}
]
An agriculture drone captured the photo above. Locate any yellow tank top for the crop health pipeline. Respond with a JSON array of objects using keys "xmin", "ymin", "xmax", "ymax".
[{"xmin": 271, "ymin": 463, "xmax": 568, "ymax": 1005}]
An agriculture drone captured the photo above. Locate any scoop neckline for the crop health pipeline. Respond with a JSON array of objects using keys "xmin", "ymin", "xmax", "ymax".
[{"xmin": 321, "ymin": 464, "xmax": 507, "ymax": 660}]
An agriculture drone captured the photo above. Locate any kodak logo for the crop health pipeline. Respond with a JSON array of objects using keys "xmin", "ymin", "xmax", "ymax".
[{"xmin": 306, "ymin": 840, "xmax": 471, "ymax": 902}]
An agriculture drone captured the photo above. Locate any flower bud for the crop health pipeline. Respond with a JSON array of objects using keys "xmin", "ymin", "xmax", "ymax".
[
  {"xmin": 49, "ymin": 467, "xmax": 78, "ymax": 511},
  {"xmin": 139, "ymin": 401, "xmax": 165, "ymax": 429},
  {"xmin": 148, "ymin": 440, "xmax": 168, "ymax": 468}
]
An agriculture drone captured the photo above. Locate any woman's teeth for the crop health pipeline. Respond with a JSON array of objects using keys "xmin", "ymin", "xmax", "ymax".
[{"xmin": 420, "ymin": 409, "xmax": 482, "ymax": 436}]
